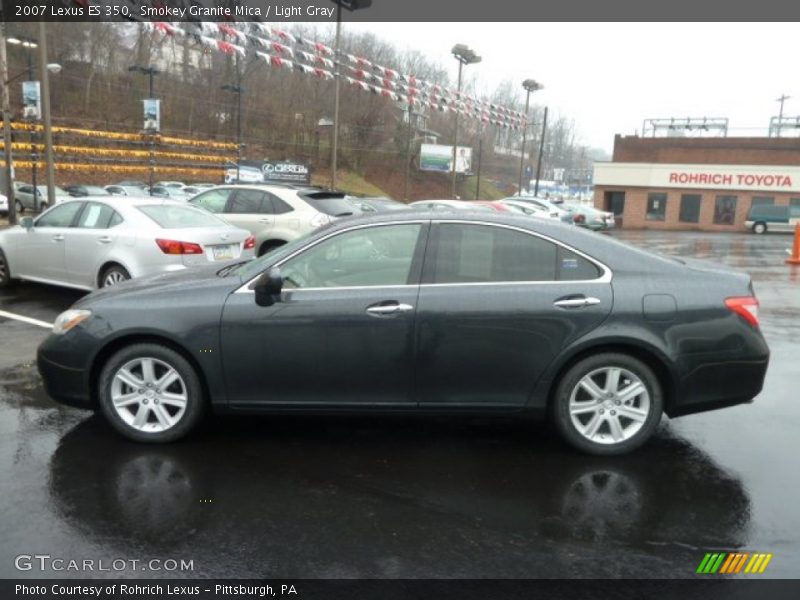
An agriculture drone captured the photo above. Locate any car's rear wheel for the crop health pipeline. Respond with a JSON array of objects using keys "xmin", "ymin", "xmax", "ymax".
[
  {"xmin": 551, "ymin": 353, "xmax": 663, "ymax": 455},
  {"xmin": 98, "ymin": 344, "xmax": 205, "ymax": 443},
  {"xmin": 752, "ymin": 222, "xmax": 767, "ymax": 234},
  {"xmin": 100, "ymin": 264, "xmax": 131, "ymax": 288},
  {"xmin": 15, "ymin": 200, "xmax": 24, "ymax": 215},
  {"xmin": 258, "ymin": 239, "xmax": 286, "ymax": 257}
]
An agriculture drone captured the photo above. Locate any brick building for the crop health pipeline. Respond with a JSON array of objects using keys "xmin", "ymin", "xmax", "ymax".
[{"xmin": 592, "ymin": 136, "xmax": 800, "ymax": 231}]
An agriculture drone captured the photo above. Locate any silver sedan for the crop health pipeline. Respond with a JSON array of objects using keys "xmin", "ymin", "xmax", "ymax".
[{"xmin": 0, "ymin": 197, "xmax": 255, "ymax": 291}]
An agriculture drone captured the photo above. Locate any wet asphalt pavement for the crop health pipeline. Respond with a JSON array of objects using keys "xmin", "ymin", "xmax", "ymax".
[{"xmin": 0, "ymin": 230, "xmax": 798, "ymax": 579}]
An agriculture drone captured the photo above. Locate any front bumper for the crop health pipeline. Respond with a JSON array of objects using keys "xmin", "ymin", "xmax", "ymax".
[{"xmin": 37, "ymin": 343, "xmax": 93, "ymax": 410}]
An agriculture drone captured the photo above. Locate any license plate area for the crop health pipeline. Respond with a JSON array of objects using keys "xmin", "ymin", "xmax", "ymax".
[{"xmin": 211, "ymin": 244, "xmax": 236, "ymax": 261}]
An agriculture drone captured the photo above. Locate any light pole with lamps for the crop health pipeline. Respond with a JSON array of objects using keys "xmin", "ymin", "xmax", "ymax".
[
  {"xmin": 328, "ymin": 0, "xmax": 372, "ymax": 191},
  {"xmin": 129, "ymin": 65, "xmax": 160, "ymax": 194},
  {"xmin": 8, "ymin": 35, "xmax": 40, "ymax": 211},
  {"xmin": 450, "ymin": 43, "xmax": 481, "ymax": 199},
  {"xmin": 221, "ymin": 83, "xmax": 244, "ymax": 182},
  {"xmin": 518, "ymin": 79, "xmax": 542, "ymax": 195}
]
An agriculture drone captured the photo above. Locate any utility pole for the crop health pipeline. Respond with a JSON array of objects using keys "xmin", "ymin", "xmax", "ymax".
[
  {"xmin": 533, "ymin": 106, "xmax": 548, "ymax": 197},
  {"xmin": 38, "ymin": 22, "xmax": 55, "ymax": 208},
  {"xmin": 776, "ymin": 94, "xmax": 790, "ymax": 138},
  {"xmin": 518, "ymin": 79, "xmax": 542, "ymax": 195},
  {"xmin": 403, "ymin": 101, "xmax": 413, "ymax": 201},
  {"xmin": 450, "ymin": 44, "xmax": 481, "ymax": 199},
  {"xmin": 330, "ymin": 1, "xmax": 342, "ymax": 190},
  {"xmin": 0, "ymin": 26, "xmax": 16, "ymax": 225},
  {"xmin": 474, "ymin": 124, "xmax": 483, "ymax": 200}
]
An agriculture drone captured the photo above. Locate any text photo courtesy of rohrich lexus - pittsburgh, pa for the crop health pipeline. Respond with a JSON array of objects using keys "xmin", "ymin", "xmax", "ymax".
[{"xmin": 0, "ymin": 2, "xmax": 799, "ymax": 600}]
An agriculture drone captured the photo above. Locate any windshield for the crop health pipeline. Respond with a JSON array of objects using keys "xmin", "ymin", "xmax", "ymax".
[{"xmin": 138, "ymin": 204, "xmax": 227, "ymax": 228}]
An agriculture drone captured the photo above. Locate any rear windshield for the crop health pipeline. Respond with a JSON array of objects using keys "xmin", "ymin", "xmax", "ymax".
[
  {"xmin": 138, "ymin": 205, "xmax": 226, "ymax": 228},
  {"xmin": 299, "ymin": 192, "xmax": 359, "ymax": 217}
]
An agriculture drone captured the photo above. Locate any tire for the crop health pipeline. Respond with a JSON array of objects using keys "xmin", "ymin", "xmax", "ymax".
[
  {"xmin": 0, "ymin": 247, "xmax": 13, "ymax": 288},
  {"xmin": 38, "ymin": 201, "xmax": 48, "ymax": 213},
  {"xmin": 99, "ymin": 264, "xmax": 131, "ymax": 288},
  {"xmin": 258, "ymin": 240, "xmax": 286, "ymax": 257},
  {"xmin": 752, "ymin": 222, "xmax": 767, "ymax": 234},
  {"xmin": 15, "ymin": 200, "xmax": 24, "ymax": 215},
  {"xmin": 97, "ymin": 343, "xmax": 205, "ymax": 443},
  {"xmin": 551, "ymin": 353, "xmax": 663, "ymax": 455}
]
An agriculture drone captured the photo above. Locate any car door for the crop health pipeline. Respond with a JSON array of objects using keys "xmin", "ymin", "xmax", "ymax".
[
  {"xmin": 187, "ymin": 187, "xmax": 234, "ymax": 215},
  {"xmin": 14, "ymin": 202, "xmax": 84, "ymax": 282},
  {"xmin": 65, "ymin": 202, "xmax": 123, "ymax": 288},
  {"xmin": 220, "ymin": 221, "xmax": 428, "ymax": 407},
  {"xmin": 17, "ymin": 185, "xmax": 35, "ymax": 210},
  {"xmin": 414, "ymin": 221, "xmax": 613, "ymax": 408},
  {"xmin": 224, "ymin": 189, "xmax": 274, "ymax": 244}
]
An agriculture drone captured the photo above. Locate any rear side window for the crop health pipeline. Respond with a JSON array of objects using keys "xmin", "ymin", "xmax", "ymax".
[
  {"xmin": 77, "ymin": 202, "xmax": 120, "ymax": 229},
  {"xmin": 138, "ymin": 205, "xmax": 225, "ymax": 228},
  {"xmin": 299, "ymin": 192, "xmax": 357, "ymax": 217},
  {"xmin": 430, "ymin": 224, "xmax": 557, "ymax": 283},
  {"xmin": 557, "ymin": 247, "xmax": 601, "ymax": 280},
  {"xmin": 229, "ymin": 190, "xmax": 268, "ymax": 214},
  {"xmin": 191, "ymin": 189, "xmax": 233, "ymax": 214}
]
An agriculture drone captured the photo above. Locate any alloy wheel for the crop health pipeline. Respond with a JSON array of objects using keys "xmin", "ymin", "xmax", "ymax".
[
  {"xmin": 0, "ymin": 252, "xmax": 7, "ymax": 283},
  {"xmin": 103, "ymin": 270, "xmax": 128, "ymax": 287},
  {"xmin": 568, "ymin": 367, "xmax": 651, "ymax": 445},
  {"xmin": 110, "ymin": 357, "xmax": 188, "ymax": 433}
]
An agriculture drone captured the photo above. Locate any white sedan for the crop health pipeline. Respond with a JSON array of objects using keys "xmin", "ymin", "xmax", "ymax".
[
  {"xmin": 0, "ymin": 193, "xmax": 7, "ymax": 217},
  {"xmin": 0, "ymin": 197, "xmax": 255, "ymax": 291}
]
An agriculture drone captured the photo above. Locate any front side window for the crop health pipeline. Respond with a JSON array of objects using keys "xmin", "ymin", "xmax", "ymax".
[
  {"xmin": 190, "ymin": 188, "xmax": 233, "ymax": 214},
  {"xmin": 36, "ymin": 202, "xmax": 83, "ymax": 228},
  {"xmin": 751, "ymin": 196, "xmax": 774, "ymax": 206},
  {"xmin": 646, "ymin": 193, "xmax": 667, "ymax": 221},
  {"xmin": 430, "ymin": 224, "xmax": 558, "ymax": 283},
  {"xmin": 714, "ymin": 195, "xmax": 738, "ymax": 225},
  {"xmin": 280, "ymin": 224, "xmax": 421, "ymax": 289}
]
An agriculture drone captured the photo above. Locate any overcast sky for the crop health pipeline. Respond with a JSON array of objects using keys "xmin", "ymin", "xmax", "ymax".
[{"xmin": 344, "ymin": 22, "xmax": 800, "ymax": 152}]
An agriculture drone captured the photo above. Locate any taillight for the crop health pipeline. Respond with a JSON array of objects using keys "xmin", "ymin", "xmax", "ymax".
[
  {"xmin": 725, "ymin": 296, "xmax": 760, "ymax": 327},
  {"xmin": 573, "ymin": 213, "xmax": 586, "ymax": 224},
  {"xmin": 243, "ymin": 235, "xmax": 256, "ymax": 250},
  {"xmin": 155, "ymin": 239, "xmax": 203, "ymax": 255},
  {"xmin": 310, "ymin": 213, "xmax": 332, "ymax": 228}
]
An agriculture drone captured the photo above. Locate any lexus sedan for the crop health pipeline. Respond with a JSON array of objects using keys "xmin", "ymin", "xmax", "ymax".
[
  {"xmin": 36, "ymin": 211, "xmax": 769, "ymax": 454},
  {"xmin": 0, "ymin": 198, "xmax": 254, "ymax": 291}
]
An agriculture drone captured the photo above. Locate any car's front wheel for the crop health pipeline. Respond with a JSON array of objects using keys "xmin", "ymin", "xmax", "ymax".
[
  {"xmin": 98, "ymin": 344, "xmax": 205, "ymax": 443},
  {"xmin": 551, "ymin": 353, "xmax": 663, "ymax": 455},
  {"xmin": 0, "ymin": 247, "xmax": 13, "ymax": 288},
  {"xmin": 752, "ymin": 222, "xmax": 767, "ymax": 234}
]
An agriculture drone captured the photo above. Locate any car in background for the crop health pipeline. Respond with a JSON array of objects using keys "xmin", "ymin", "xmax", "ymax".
[
  {"xmin": 563, "ymin": 203, "xmax": 615, "ymax": 231},
  {"xmin": 504, "ymin": 196, "xmax": 571, "ymax": 221},
  {"xmin": 115, "ymin": 180, "xmax": 147, "ymax": 188},
  {"xmin": 501, "ymin": 199, "xmax": 555, "ymax": 219},
  {"xmin": 0, "ymin": 198, "xmax": 254, "ymax": 291},
  {"xmin": 35, "ymin": 210, "xmax": 769, "ymax": 454},
  {"xmin": 0, "ymin": 193, "xmax": 7, "ymax": 217},
  {"xmin": 150, "ymin": 186, "xmax": 190, "ymax": 201},
  {"xmin": 155, "ymin": 181, "xmax": 186, "ymax": 189},
  {"xmin": 188, "ymin": 184, "xmax": 360, "ymax": 257},
  {"xmin": 14, "ymin": 184, "xmax": 71, "ymax": 213},
  {"xmin": 64, "ymin": 184, "xmax": 112, "ymax": 198},
  {"xmin": 188, "ymin": 183, "xmax": 217, "ymax": 189},
  {"xmin": 473, "ymin": 201, "xmax": 516, "ymax": 213},
  {"xmin": 105, "ymin": 185, "xmax": 148, "ymax": 197},
  {"xmin": 351, "ymin": 197, "xmax": 409, "ymax": 212},
  {"xmin": 745, "ymin": 204, "xmax": 800, "ymax": 234},
  {"xmin": 181, "ymin": 186, "xmax": 207, "ymax": 197},
  {"xmin": 409, "ymin": 199, "xmax": 495, "ymax": 212}
]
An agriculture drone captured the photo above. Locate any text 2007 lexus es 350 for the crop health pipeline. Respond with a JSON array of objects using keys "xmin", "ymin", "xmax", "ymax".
[{"xmin": 36, "ymin": 211, "xmax": 770, "ymax": 454}]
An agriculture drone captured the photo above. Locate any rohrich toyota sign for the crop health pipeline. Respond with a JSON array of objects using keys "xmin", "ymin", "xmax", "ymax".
[{"xmin": 594, "ymin": 162, "xmax": 800, "ymax": 193}]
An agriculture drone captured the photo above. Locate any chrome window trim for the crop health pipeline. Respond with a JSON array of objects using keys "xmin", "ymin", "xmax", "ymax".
[{"xmin": 234, "ymin": 218, "xmax": 612, "ymax": 294}]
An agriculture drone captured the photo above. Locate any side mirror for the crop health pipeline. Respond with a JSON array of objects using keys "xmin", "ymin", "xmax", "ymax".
[
  {"xmin": 20, "ymin": 217, "xmax": 34, "ymax": 230},
  {"xmin": 254, "ymin": 267, "xmax": 283, "ymax": 307}
]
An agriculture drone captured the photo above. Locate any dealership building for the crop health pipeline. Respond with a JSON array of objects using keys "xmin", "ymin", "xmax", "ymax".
[{"xmin": 593, "ymin": 136, "xmax": 800, "ymax": 231}]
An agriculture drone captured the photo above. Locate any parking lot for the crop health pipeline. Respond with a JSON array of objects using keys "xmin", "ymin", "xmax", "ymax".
[{"xmin": 0, "ymin": 229, "xmax": 798, "ymax": 579}]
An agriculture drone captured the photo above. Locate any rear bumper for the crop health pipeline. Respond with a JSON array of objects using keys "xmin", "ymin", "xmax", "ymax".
[
  {"xmin": 37, "ymin": 346, "xmax": 93, "ymax": 410},
  {"xmin": 668, "ymin": 354, "xmax": 769, "ymax": 418}
]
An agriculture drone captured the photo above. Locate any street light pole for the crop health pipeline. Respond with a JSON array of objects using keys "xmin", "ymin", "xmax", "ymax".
[
  {"xmin": 450, "ymin": 44, "xmax": 481, "ymax": 199},
  {"xmin": 518, "ymin": 79, "xmax": 542, "ymax": 195},
  {"xmin": 38, "ymin": 22, "xmax": 55, "ymax": 209},
  {"xmin": 403, "ymin": 101, "xmax": 413, "ymax": 201},
  {"xmin": 0, "ymin": 26, "xmax": 16, "ymax": 225},
  {"xmin": 221, "ymin": 83, "xmax": 244, "ymax": 182},
  {"xmin": 533, "ymin": 106, "xmax": 548, "ymax": 197}
]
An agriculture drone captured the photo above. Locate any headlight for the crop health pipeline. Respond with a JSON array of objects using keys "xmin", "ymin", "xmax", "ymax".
[{"xmin": 52, "ymin": 309, "xmax": 92, "ymax": 335}]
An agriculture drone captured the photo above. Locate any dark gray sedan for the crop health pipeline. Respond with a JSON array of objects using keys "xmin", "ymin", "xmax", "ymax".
[{"xmin": 37, "ymin": 211, "xmax": 769, "ymax": 454}]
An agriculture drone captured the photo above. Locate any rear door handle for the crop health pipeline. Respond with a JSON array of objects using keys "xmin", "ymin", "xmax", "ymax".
[
  {"xmin": 554, "ymin": 296, "xmax": 601, "ymax": 309},
  {"xmin": 51, "ymin": 234, "xmax": 64, "ymax": 242},
  {"xmin": 258, "ymin": 218, "xmax": 272, "ymax": 223},
  {"xmin": 97, "ymin": 236, "xmax": 113, "ymax": 244},
  {"xmin": 366, "ymin": 302, "xmax": 414, "ymax": 316}
]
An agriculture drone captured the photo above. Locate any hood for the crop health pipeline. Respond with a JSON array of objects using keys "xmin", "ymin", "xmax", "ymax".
[{"xmin": 75, "ymin": 262, "xmax": 241, "ymax": 308}]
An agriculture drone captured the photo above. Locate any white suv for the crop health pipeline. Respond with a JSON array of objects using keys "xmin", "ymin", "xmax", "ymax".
[{"xmin": 188, "ymin": 185, "xmax": 359, "ymax": 256}]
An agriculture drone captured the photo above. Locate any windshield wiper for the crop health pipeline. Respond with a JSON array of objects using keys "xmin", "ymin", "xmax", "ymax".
[{"xmin": 217, "ymin": 260, "xmax": 249, "ymax": 277}]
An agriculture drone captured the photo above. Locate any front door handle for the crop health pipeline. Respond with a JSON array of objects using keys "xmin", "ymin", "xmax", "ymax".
[
  {"xmin": 97, "ymin": 236, "xmax": 113, "ymax": 244},
  {"xmin": 51, "ymin": 234, "xmax": 64, "ymax": 242},
  {"xmin": 258, "ymin": 218, "xmax": 272, "ymax": 224},
  {"xmin": 366, "ymin": 302, "xmax": 414, "ymax": 316},
  {"xmin": 554, "ymin": 296, "xmax": 601, "ymax": 309}
]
